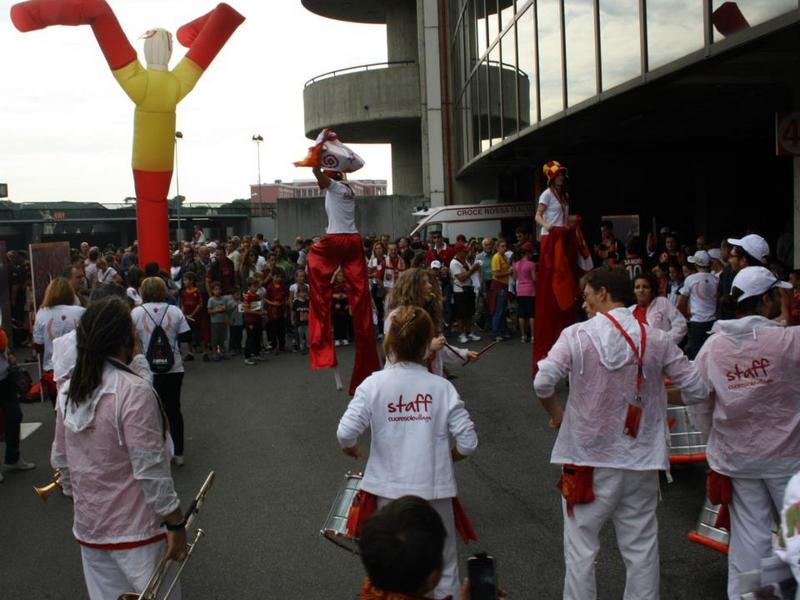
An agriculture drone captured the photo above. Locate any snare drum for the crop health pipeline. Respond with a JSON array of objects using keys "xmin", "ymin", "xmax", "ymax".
[
  {"xmin": 320, "ymin": 471, "xmax": 363, "ymax": 553},
  {"xmin": 667, "ymin": 405, "xmax": 707, "ymax": 464}
]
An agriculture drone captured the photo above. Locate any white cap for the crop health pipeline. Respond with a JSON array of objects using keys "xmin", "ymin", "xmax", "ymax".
[
  {"xmin": 727, "ymin": 234, "xmax": 769, "ymax": 264},
  {"xmin": 708, "ymin": 248, "xmax": 722, "ymax": 261},
  {"xmin": 687, "ymin": 250, "xmax": 710, "ymax": 267},
  {"xmin": 206, "ymin": 242, "xmax": 218, "ymax": 250},
  {"xmin": 142, "ymin": 29, "xmax": 172, "ymax": 71},
  {"xmin": 731, "ymin": 266, "xmax": 792, "ymax": 302},
  {"xmin": 430, "ymin": 260, "xmax": 442, "ymax": 269}
]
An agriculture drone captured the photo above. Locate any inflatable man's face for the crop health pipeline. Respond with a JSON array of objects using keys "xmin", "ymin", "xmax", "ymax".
[{"xmin": 142, "ymin": 28, "xmax": 173, "ymax": 71}]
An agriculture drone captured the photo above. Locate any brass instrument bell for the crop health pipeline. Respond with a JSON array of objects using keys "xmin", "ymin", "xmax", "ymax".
[{"xmin": 33, "ymin": 470, "xmax": 62, "ymax": 503}]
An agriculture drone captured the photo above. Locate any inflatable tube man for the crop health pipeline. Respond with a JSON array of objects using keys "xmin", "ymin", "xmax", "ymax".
[{"xmin": 11, "ymin": 0, "xmax": 245, "ymax": 269}]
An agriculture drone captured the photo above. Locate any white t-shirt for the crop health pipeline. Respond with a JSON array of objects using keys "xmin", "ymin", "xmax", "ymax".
[
  {"xmin": 325, "ymin": 181, "xmax": 357, "ymax": 234},
  {"xmin": 33, "ymin": 305, "xmax": 85, "ymax": 371},
  {"xmin": 449, "ymin": 259, "xmax": 472, "ymax": 293},
  {"xmin": 680, "ymin": 272, "xmax": 719, "ymax": 323},
  {"xmin": 98, "ymin": 267, "xmax": 118, "ymax": 284},
  {"xmin": 537, "ymin": 188, "xmax": 568, "ymax": 236},
  {"xmin": 132, "ymin": 303, "xmax": 191, "ymax": 374},
  {"xmin": 84, "ymin": 262, "xmax": 98, "ymax": 288}
]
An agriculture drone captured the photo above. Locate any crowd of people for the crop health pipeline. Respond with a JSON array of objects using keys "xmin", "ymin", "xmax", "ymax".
[{"xmin": 2, "ymin": 186, "xmax": 800, "ymax": 598}]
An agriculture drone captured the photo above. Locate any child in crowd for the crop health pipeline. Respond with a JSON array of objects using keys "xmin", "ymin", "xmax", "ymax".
[
  {"xmin": 228, "ymin": 285, "xmax": 244, "ymax": 355},
  {"xmin": 292, "ymin": 283, "xmax": 310, "ymax": 354},
  {"xmin": 243, "ymin": 276, "xmax": 265, "ymax": 366},
  {"xmin": 666, "ymin": 264, "xmax": 683, "ymax": 306},
  {"xmin": 265, "ymin": 268, "xmax": 288, "ymax": 355},
  {"xmin": 180, "ymin": 272, "xmax": 205, "ymax": 361},
  {"xmin": 289, "ymin": 268, "xmax": 307, "ymax": 302},
  {"xmin": 207, "ymin": 281, "xmax": 230, "ymax": 361},
  {"xmin": 332, "ymin": 269, "xmax": 351, "ymax": 347}
]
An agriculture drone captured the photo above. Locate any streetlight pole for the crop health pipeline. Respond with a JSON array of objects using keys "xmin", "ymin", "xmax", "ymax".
[
  {"xmin": 175, "ymin": 130, "xmax": 183, "ymax": 241},
  {"xmin": 252, "ymin": 134, "xmax": 263, "ymax": 215}
]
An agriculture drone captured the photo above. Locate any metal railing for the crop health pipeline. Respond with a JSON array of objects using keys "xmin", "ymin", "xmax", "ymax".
[{"xmin": 304, "ymin": 60, "xmax": 416, "ymax": 87}]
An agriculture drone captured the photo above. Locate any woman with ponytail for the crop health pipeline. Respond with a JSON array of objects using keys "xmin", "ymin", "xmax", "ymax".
[
  {"xmin": 337, "ymin": 306, "xmax": 478, "ymax": 600},
  {"xmin": 50, "ymin": 296, "xmax": 187, "ymax": 600}
]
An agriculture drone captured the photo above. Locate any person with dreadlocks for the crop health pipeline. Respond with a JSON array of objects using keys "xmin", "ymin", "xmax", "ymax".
[
  {"xmin": 337, "ymin": 306, "xmax": 478, "ymax": 600},
  {"xmin": 385, "ymin": 268, "xmax": 478, "ymax": 377},
  {"xmin": 50, "ymin": 296, "xmax": 187, "ymax": 600}
]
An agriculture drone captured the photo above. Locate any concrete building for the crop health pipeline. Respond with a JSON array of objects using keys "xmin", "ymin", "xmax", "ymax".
[
  {"xmin": 250, "ymin": 178, "xmax": 386, "ymax": 207},
  {"xmin": 302, "ymin": 1, "xmax": 800, "ymax": 266}
]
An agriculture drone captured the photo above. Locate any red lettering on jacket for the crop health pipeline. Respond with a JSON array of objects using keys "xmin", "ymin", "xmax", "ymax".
[{"xmin": 725, "ymin": 358, "xmax": 771, "ymax": 382}]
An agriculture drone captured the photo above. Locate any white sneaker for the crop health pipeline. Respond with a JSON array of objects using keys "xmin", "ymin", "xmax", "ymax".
[
  {"xmin": 468, "ymin": 333, "xmax": 481, "ymax": 342},
  {"xmin": 458, "ymin": 334, "xmax": 469, "ymax": 344},
  {"xmin": 521, "ymin": 336, "xmax": 527, "ymax": 343},
  {"xmin": 335, "ymin": 340, "xmax": 342, "ymax": 347},
  {"xmin": 3, "ymin": 458, "xmax": 36, "ymax": 471},
  {"xmin": 342, "ymin": 339, "xmax": 350, "ymax": 346},
  {"xmin": 244, "ymin": 358, "xmax": 256, "ymax": 365}
]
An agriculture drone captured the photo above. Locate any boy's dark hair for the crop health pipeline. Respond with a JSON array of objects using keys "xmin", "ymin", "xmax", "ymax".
[
  {"xmin": 144, "ymin": 262, "xmax": 160, "ymax": 277},
  {"xmin": 210, "ymin": 280, "xmax": 222, "ymax": 291},
  {"xmin": 88, "ymin": 248, "xmax": 99, "ymax": 261},
  {"xmin": 288, "ymin": 250, "xmax": 299, "ymax": 263},
  {"xmin": 358, "ymin": 496, "xmax": 446, "ymax": 594},
  {"xmin": 633, "ymin": 271, "xmax": 659, "ymax": 296},
  {"xmin": 183, "ymin": 271, "xmax": 197, "ymax": 284},
  {"xmin": 582, "ymin": 266, "xmax": 634, "ymax": 306},
  {"xmin": 272, "ymin": 268, "xmax": 284, "ymax": 278},
  {"xmin": 231, "ymin": 284, "xmax": 241, "ymax": 293},
  {"xmin": 126, "ymin": 266, "xmax": 144, "ymax": 289}
]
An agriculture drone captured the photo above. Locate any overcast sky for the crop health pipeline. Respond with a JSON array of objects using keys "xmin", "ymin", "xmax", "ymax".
[{"xmin": 0, "ymin": 1, "xmax": 391, "ymax": 204}]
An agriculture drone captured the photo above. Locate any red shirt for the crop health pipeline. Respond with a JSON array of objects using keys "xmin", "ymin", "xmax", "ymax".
[
  {"xmin": 425, "ymin": 244, "xmax": 454, "ymax": 267},
  {"xmin": 181, "ymin": 288, "xmax": 202, "ymax": 318},
  {"xmin": 243, "ymin": 289, "xmax": 261, "ymax": 326},
  {"xmin": 265, "ymin": 283, "xmax": 287, "ymax": 320}
]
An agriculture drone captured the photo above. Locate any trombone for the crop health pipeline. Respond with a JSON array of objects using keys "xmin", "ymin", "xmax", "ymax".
[
  {"xmin": 119, "ymin": 470, "xmax": 216, "ymax": 600},
  {"xmin": 33, "ymin": 469, "xmax": 63, "ymax": 502}
]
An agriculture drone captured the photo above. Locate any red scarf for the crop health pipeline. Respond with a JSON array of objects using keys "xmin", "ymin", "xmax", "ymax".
[{"xmin": 359, "ymin": 578, "xmax": 452, "ymax": 600}]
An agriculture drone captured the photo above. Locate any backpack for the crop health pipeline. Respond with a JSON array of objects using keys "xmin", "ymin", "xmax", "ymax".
[{"xmin": 143, "ymin": 306, "xmax": 175, "ymax": 374}]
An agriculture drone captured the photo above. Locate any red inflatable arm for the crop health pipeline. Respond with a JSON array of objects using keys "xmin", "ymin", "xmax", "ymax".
[
  {"xmin": 177, "ymin": 3, "xmax": 245, "ymax": 70},
  {"xmin": 10, "ymin": 0, "xmax": 136, "ymax": 70}
]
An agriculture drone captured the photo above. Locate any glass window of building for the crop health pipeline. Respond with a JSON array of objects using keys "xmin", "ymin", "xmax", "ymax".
[
  {"xmin": 537, "ymin": 0, "xmax": 564, "ymax": 119},
  {"xmin": 475, "ymin": 0, "xmax": 489, "ymax": 58},
  {"xmin": 712, "ymin": 0, "xmax": 796, "ymax": 42},
  {"xmin": 500, "ymin": 31, "xmax": 519, "ymax": 137},
  {"xmin": 564, "ymin": 0, "xmax": 596, "ymax": 106},
  {"xmin": 500, "ymin": 0, "xmax": 515, "ymax": 30},
  {"xmin": 516, "ymin": 5, "xmax": 537, "ymax": 128},
  {"xmin": 488, "ymin": 40, "xmax": 503, "ymax": 145},
  {"xmin": 599, "ymin": 0, "xmax": 641, "ymax": 91},
  {"xmin": 486, "ymin": 0, "xmax": 501, "ymax": 43},
  {"xmin": 647, "ymin": 0, "xmax": 704, "ymax": 70}
]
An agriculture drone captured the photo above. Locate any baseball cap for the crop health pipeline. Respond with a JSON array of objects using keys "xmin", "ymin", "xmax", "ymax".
[
  {"xmin": 430, "ymin": 260, "xmax": 442, "ymax": 269},
  {"xmin": 453, "ymin": 242, "xmax": 468, "ymax": 254},
  {"xmin": 727, "ymin": 234, "xmax": 769, "ymax": 264},
  {"xmin": 731, "ymin": 266, "xmax": 792, "ymax": 302},
  {"xmin": 687, "ymin": 250, "xmax": 710, "ymax": 267},
  {"xmin": 708, "ymin": 248, "xmax": 722, "ymax": 262},
  {"xmin": 207, "ymin": 242, "xmax": 218, "ymax": 250}
]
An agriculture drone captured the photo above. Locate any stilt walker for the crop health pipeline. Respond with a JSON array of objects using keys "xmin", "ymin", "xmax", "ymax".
[
  {"xmin": 533, "ymin": 161, "xmax": 593, "ymax": 373},
  {"xmin": 10, "ymin": 0, "xmax": 245, "ymax": 270},
  {"xmin": 305, "ymin": 167, "xmax": 380, "ymax": 395}
]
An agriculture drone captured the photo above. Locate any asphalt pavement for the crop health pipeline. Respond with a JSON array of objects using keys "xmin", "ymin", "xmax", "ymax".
[{"xmin": 0, "ymin": 337, "xmax": 727, "ymax": 599}]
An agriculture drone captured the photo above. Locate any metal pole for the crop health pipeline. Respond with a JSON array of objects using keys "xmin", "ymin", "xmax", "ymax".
[
  {"xmin": 175, "ymin": 131, "xmax": 183, "ymax": 242},
  {"xmin": 252, "ymin": 134, "xmax": 263, "ymax": 216}
]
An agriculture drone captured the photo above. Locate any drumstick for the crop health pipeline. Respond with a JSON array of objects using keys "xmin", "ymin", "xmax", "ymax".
[{"xmin": 442, "ymin": 341, "xmax": 475, "ymax": 367}]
